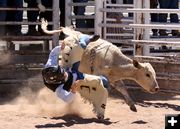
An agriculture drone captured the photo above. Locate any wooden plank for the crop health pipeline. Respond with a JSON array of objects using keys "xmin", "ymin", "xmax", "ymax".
[
  {"xmin": 99, "ymin": 23, "xmax": 132, "ymax": 28},
  {"xmin": 106, "ymin": 4, "xmax": 133, "ymax": 8},
  {"xmin": 0, "ymin": 52, "xmax": 48, "ymax": 64},
  {"xmin": 52, "ymin": 0, "xmax": 60, "ymax": 47},
  {"xmin": 100, "ymin": 8, "xmax": 129, "ymax": 13},
  {"xmin": 157, "ymin": 73, "xmax": 180, "ymax": 80},
  {"xmin": 0, "ymin": 50, "xmax": 49, "ymax": 55},
  {"xmin": 70, "ymin": 15, "xmax": 95, "ymax": 19},
  {"xmin": 106, "ymin": 33, "xmax": 134, "ymax": 36},
  {"xmin": 0, "ymin": 21, "xmax": 53, "ymax": 25},
  {"xmin": 127, "ymin": 8, "xmax": 180, "ymax": 14},
  {"xmin": 130, "ymin": 23, "xmax": 180, "ymax": 29},
  {"xmin": 150, "ymin": 37, "xmax": 180, "ymax": 41},
  {"xmin": 68, "ymin": 1, "xmax": 95, "ymax": 6},
  {"xmin": 132, "ymin": 40, "xmax": 180, "ymax": 46},
  {"xmin": 75, "ymin": 28, "xmax": 94, "ymax": 33},
  {"xmin": 106, "ymin": 17, "xmax": 133, "ymax": 23},
  {"xmin": 65, "ymin": 0, "xmax": 72, "ymax": 26},
  {"xmin": 95, "ymin": 0, "xmax": 103, "ymax": 35},
  {"xmin": 105, "ymin": 39, "xmax": 133, "ymax": 45},
  {"xmin": 0, "ymin": 7, "xmax": 53, "ymax": 11},
  {"xmin": 0, "ymin": 36, "xmax": 52, "ymax": 41}
]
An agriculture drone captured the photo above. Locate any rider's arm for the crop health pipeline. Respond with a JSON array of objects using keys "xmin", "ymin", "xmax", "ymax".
[
  {"xmin": 45, "ymin": 46, "xmax": 61, "ymax": 68},
  {"xmin": 55, "ymin": 84, "xmax": 75, "ymax": 103}
]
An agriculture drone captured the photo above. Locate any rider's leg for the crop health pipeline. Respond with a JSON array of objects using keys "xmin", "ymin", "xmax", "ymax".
[{"xmin": 79, "ymin": 34, "xmax": 100, "ymax": 49}]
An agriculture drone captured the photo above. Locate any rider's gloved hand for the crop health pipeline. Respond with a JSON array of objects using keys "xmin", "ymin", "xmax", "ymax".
[
  {"xmin": 71, "ymin": 80, "xmax": 81, "ymax": 93},
  {"xmin": 38, "ymin": 3, "xmax": 46, "ymax": 12}
]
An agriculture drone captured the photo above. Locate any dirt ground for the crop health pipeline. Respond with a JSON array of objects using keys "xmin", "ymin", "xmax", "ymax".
[{"xmin": 0, "ymin": 87, "xmax": 180, "ymax": 129}]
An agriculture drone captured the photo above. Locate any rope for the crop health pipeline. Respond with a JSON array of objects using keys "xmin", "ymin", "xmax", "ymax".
[{"xmin": 89, "ymin": 42, "xmax": 111, "ymax": 73}]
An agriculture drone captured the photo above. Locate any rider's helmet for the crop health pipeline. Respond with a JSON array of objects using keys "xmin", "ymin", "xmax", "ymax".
[{"xmin": 42, "ymin": 65, "xmax": 65, "ymax": 84}]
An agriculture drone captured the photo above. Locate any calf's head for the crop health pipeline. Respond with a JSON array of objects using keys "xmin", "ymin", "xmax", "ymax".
[
  {"xmin": 61, "ymin": 36, "xmax": 84, "ymax": 68},
  {"xmin": 133, "ymin": 60, "xmax": 159, "ymax": 94}
]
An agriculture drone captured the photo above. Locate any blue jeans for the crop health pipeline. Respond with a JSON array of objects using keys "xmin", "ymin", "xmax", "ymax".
[
  {"xmin": 123, "ymin": 0, "xmax": 133, "ymax": 17},
  {"xmin": 6, "ymin": 0, "xmax": 23, "ymax": 34},
  {"xmin": 26, "ymin": 0, "xmax": 39, "ymax": 31},
  {"xmin": 79, "ymin": 34, "xmax": 91, "ymax": 49},
  {"xmin": 60, "ymin": 0, "xmax": 65, "ymax": 26},
  {"xmin": 159, "ymin": 0, "xmax": 179, "ymax": 23},
  {"xmin": 150, "ymin": 0, "xmax": 158, "ymax": 33},
  {"xmin": 0, "ymin": 0, "xmax": 7, "ymax": 35},
  {"xmin": 0, "ymin": 0, "xmax": 7, "ymax": 21},
  {"xmin": 73, "ymin": 0, "xmax": 88, "ymax": 28},
  {"xmin": 123, "ymin": 0, "xmax": 133, "ymax": 4}
]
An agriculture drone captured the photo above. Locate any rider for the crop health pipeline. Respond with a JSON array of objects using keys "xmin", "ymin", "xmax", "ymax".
[{"xmin": 42, "ymin": 36, "xmax": 108, "ymax": 103}]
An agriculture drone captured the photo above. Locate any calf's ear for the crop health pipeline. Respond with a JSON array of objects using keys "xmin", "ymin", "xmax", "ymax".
[{"xmin": 133, "ymin": 60, "xmax": 142, "ymax": 69}]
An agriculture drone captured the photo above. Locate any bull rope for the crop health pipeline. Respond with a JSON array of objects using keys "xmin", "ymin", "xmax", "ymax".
[{"xmin": 89, "ymin": 42, "xmax": 111, "ymax": 73}]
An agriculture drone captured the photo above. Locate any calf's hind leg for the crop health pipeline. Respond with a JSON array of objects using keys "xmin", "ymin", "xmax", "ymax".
[{"xmin": 112, "ymin": 80, "xmax": 137, "ymax": 112}]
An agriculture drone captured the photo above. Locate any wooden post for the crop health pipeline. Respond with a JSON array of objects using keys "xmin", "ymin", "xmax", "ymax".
[
  {"xmin": 52, "ymin": 0, "xmax": 60, "ymax": 47},
  {"xmin": 133, "ymin": 0, "xmax": 143, "ymax": 55},
  {"xmin": 65, "ymin": 0, "xmax": 72, "ymax": 26},
  {"xmin": 95, "ymin": 0, "xmax": 103, "ymax": 36},
  {"xmin": 142, "ymin": 0, "xmax": 150, "ymax": 56},
  {"xmin": 103, "ymin": 0, "xmax": 107, "ymax": 39}
]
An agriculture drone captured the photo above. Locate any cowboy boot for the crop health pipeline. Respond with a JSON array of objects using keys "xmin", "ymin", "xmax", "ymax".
[{"xmin": 89, "ymin": 34, "xmax": 100, "ymax": 42}]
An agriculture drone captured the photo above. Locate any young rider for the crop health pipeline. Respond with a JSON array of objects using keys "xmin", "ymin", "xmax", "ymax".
[{"xmin": 42, "ymin": 36, "xmax": 108, "ymax": 103}]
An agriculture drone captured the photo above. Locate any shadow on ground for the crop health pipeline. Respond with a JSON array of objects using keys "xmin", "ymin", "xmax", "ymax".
[
  {"xmin": 35, "ymin": 114, "xmax": 119, "ymax": 128},
  {"xmin": 109, "ymin": 88, "xmax": 180, "ymax": 111}
]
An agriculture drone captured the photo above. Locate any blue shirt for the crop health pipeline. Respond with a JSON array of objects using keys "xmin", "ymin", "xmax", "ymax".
[{"xmin": 45, "ymin": 46, "xmax": 78, "ymax": 103}]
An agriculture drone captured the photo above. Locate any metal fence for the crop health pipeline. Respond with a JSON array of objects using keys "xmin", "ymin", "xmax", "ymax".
[{"xmin": 0, "ymin": 0, "xmax": 60, "ymax": 51}]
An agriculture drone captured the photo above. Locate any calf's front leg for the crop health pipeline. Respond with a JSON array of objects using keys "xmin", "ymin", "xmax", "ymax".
[{"xmin": 112, "ymin": 80, "xmax": 137, "ymax": 112}]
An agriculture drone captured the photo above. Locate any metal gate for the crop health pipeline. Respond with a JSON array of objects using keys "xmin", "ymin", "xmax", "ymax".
[{"xmin": 88, "ymin": 0, "xmax": 180, "ymax": 56}]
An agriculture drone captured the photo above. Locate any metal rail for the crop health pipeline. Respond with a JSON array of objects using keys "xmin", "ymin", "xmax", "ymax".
[{"xmin": 0, "ymin": 0, "xmax": 60, "ymax": 50}]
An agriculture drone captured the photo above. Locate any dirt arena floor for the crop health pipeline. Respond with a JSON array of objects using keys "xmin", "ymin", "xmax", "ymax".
[{"xmin": 0, "ymin": 87, "xmax": 180, "ymax": 129}]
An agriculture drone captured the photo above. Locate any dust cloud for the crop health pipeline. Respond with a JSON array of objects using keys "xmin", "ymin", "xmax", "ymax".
[
  {"xmin": 10, "ymin": 87, "xmax": 94, "ymax": 118},
  {"xmin": 0, "ymin": 51, "xmax": 94, "ymax": 118}
]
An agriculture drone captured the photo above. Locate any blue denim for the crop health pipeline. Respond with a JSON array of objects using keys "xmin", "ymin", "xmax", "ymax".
[
  {"xmin": 158, "ymin": 0, "xmax": 179, "ymax": 23},
  {"xmin": 79, "ymin": 34, "xmax": 91, "ymax": 49},
  {"xmin": 59, "ymin": 0, "xmax": 65, "ymax": 26},
  {"xmin": 71, "ymin": 61, "xmax": 84, "ymax": 80},
  {"xmin": 123, "ymin": 0, "xmax": 133, "ymax": 4},
  {"xmin": 123, "ymin": 0, "xmax": 133, "ymax": 17},
  {"xmin": 6, "ymin": 0, "xmax": 23, "ymax": 22},
  {"xmin": 0, "ymin": 0, "xmax": 7, "ymax": 34},
  {"xmin": 150, "ymin": 0, "xmax": 158, "ymax": 23},
  {"xmin": 0, "ymin": 0, "xmax": 7, "ymax": 21},
  {"xmin": 151, "ymin": 13, "xmax": 158, "ymax": 23},
  {"xmin": 100, "ymin": 75, "xmax": 109, "ymax": 89},
  {"xmin": 71, "ymin": 61, "xmax": 109, "ymax": 88},
  {"xmin": 25, "ymin": 0, "xmax": 39, "ymax": 30},
  {"xmin": 73, "ymin": 0, "xmax": 88, "ymax": 28},
  {"xmin": 6, "ymin": 0, "xmax": 23, "ymax": 33}
]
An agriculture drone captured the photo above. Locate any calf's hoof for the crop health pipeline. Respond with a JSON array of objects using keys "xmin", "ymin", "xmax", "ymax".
[
  {"xmin": 97, "ymin": 114, "xmax": 104, "ymax": 120},
  {"xmin": 130, "ymin": 105, "xmax": 137, "ymax": 112}
]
